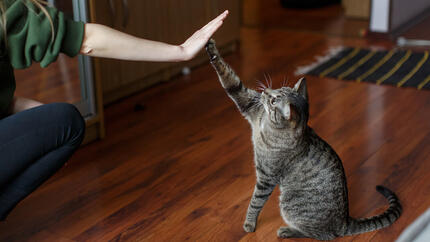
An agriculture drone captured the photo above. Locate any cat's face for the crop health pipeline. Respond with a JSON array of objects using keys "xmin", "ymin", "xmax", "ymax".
[{"xmin": 260, "ymin": 77, "xmax": 309, "ymax": 129}]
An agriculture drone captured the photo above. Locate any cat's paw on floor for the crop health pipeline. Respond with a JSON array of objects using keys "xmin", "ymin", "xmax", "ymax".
[{"xmin": 243, "ymin": 221, "xmax": 256, "ymax": 232}]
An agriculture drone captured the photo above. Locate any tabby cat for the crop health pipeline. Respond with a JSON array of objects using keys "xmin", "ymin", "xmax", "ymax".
[{"xmin": 205, "ymin": 39, "xmax": 402, "ymax": 240}]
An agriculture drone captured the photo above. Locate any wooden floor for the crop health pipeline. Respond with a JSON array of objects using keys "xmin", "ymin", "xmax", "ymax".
[{"xmin": 1, "ymin": 2, "xmax": 430, "ymax": 242}]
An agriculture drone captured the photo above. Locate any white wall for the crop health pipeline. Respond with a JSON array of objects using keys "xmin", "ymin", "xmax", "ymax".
[
  {"xmin": 369, "ymin": 0, "xmax": 390, "ymax": 32},
  {"xmin": 391, "ymin": 0, "xmax": 430, "ymax": 31},
  {"xmin": 370, "ymin": 0, "xmax": 430, "ymax": 33}
]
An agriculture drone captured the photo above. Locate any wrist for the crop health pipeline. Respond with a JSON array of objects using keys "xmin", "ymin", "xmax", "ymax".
[{"xmin": 176, "ymin": 45, "xmax": 191, "ymax": 62}]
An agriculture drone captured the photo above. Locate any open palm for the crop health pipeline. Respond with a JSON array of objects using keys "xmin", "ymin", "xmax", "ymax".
[{"xmin": 180, "ymin": 10, "xmax": 229, "ymax": 60}]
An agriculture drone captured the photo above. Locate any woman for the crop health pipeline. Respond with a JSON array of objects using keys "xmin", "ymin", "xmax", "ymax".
[{"xmin": 0, "ymin": 0, "xmax": 228, "ymax": 220}]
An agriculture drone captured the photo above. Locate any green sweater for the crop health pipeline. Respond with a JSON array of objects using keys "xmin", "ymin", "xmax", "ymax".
[{"xmin": 0, "ymin": 0, "xmax": 84, "ymax": 116}]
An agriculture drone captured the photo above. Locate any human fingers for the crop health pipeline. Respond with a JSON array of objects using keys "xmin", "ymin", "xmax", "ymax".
[{"xmin": 203, "ymin": 10, "xmax": 229, "ymax": 32}]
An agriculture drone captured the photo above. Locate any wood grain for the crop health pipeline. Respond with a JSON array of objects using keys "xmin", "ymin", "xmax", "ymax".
[{"xmin": 1, "ymin": 1, "xmax": 430, "ymax": 241}]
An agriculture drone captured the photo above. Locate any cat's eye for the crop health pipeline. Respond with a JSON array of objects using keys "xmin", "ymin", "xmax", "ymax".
[{"xmin": 270, "ymin": 98, "xmax": 277, "ymax": 105}]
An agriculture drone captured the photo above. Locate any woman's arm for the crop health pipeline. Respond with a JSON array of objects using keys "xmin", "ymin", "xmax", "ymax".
[
  {"xmin": 8, "ymin": 11, "xmax": 228, "ymax": 114},
  {"xmin": 80, "ymin": 10, "xmax": 229, "ymax": 62}
]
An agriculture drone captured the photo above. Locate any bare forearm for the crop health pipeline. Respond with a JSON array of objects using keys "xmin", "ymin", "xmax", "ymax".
[
  {"xmin": 80, "ymin": 10, "xmax": 228, "ymax": 63},
  {"xmin": 80, "ymin": 23, "xmax": 188, "ymax": 62}
]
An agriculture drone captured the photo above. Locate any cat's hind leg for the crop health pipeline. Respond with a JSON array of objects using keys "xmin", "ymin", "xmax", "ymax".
[{"xmin": 277, "ymin": 227, "xmax": 307, "ymax": 239}]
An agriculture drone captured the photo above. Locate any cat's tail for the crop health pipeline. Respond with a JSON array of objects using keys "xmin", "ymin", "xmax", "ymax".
[{"xmin": 344, "ymin": 185, "xmax": 402, "ymax": 236}]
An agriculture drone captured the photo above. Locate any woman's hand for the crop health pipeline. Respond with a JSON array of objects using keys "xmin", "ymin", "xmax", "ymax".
[
  {"xmin": 81, "ymin": 10, "xmax": 229, "ymax": 62},
  {"xmin": 179, "ymin": 10, "xmax": 229, "ymax": 61}
]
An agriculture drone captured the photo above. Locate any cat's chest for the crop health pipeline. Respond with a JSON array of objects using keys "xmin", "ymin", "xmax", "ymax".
[
  {"xmin": 251, "ymin": 118, "xmax": 295, "ymax": 151},
  {"xmin": 252, "ymin": 128, "xmax": 284, "ymax": 151},
  {"xmin": 254, "ymin": 154, "xmax": 286, "ymax": 180},
  {"xmin": 252, "ymin": 134, "xmax": 293, "ymax": 179}
]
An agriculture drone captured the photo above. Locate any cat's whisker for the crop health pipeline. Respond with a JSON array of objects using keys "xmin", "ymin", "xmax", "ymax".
[
  {"xmin": 282, "ymin": 75, "xmax": 287, "ymax": 87},
  {"xmin": 257, "ymin": 80, "xmax": 267, "ymax": 90},
  {"xmin": 268, "ymin": 74, "xmax": 273, "ymax": 88},
  {"xmin": 263, "ymin": 73, "xmax": 270, "ymax": 89},
  {"xmin": 257, "ymin": 87, "xmax": 265, "ymax": 92}
]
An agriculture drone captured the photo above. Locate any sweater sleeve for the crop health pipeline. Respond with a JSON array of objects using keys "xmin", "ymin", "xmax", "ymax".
[{"xmin": 5, "ymin": 1, "xmax": 84, "ymax": 69}]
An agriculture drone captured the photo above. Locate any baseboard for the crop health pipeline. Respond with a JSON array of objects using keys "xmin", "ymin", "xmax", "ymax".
[{"xmin": 82, "ymin": 115, "xmax": 103, "ymax": 145}]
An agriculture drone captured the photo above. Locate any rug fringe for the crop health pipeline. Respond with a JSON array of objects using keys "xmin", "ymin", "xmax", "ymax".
[{"xmin": 295, "ymin": 46, "xmax": 345, "ymax": 76}]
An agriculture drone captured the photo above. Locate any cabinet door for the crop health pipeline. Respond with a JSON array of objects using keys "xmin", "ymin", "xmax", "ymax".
[
  {"xmin": 116, "ymin": 0, "xmax": 172, "ymax": 87},
  {"xmin": 165, "ymin": 0, "xmax": 212, "ymax": 45},
  {"xmin": 209, "ymin": 0, "xmax": 241, "ymax": 47}
]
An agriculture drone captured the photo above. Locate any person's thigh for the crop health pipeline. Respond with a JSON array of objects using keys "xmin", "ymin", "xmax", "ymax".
[{"xmin": 0, "ymin": 103, "xmax": 85, "ymax": 188}]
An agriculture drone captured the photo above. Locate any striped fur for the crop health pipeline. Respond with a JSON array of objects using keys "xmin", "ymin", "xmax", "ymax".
[
  {"xmin": 205, "ymin": 39, "xmax": 402, "ymax": 240},
  {"xmin": 344, "ymin": 186, "xmax": 402, "ymax": 236}
]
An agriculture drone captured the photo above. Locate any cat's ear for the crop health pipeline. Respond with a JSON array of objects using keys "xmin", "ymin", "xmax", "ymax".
[{"xmin": 293, "ymin": 77, "xmax": 308, "ymax": 100}]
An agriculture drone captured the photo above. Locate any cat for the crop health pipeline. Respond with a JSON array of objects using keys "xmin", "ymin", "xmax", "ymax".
[{"xmin": 205, "ymin": 39, "xmax": 402, "ymax": 240}]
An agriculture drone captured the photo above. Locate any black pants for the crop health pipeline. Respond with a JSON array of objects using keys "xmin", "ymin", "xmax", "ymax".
[{"xmin": 0, "ymin": 103, "xmax": 85, "ymax": 220}]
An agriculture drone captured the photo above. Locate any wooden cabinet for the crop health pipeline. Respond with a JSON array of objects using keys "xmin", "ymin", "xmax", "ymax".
[
  {"xmin": 342, "ymin": 0, "xmax": 370, "ymax": 19},
  {"xmin": 88, "ymin": 0, "xmax": 241, "ymax": 104}
]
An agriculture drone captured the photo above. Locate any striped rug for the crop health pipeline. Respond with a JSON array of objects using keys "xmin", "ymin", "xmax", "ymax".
[{"xmin": 299, "ymin": 47, "xmax": 430, "ymax": 90}]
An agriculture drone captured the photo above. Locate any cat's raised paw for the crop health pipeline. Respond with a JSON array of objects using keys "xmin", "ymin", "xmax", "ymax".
[
  {"xmin": 206, "ymin": 38, "xmax": 216, "ymax": 47},
  {"xmin": 205, "ymin": 39, "xmax": 219, "ymax": 61},
  {"xmin": 243, "ymin": 221, "xmax": 256, "ymax": 233}
]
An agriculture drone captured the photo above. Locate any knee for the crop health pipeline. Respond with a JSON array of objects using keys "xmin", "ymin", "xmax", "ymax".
[{"xmin": 49, "ymin": 103, "xmax": 86, "ymax": 146}]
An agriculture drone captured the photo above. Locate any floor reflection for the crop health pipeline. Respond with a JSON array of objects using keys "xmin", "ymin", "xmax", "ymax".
[{"xmin": 14, "ymin": 54, "xmax": 81, "ymax": 104}]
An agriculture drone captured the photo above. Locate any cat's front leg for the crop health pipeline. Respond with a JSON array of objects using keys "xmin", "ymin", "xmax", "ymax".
[
  {"xmin": 205, "ymin": 39, "xmax": 260, "ymax": 119},
  {"xmin": 243, "ymin": 179, "xmax": 276, "ymax": 232}
]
